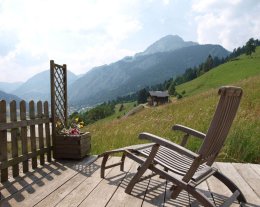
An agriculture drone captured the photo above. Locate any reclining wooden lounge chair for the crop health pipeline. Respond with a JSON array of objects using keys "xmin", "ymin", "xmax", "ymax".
[{"xmin": 100, "ymin": 86, "xmax": 246, "ymax": 206}]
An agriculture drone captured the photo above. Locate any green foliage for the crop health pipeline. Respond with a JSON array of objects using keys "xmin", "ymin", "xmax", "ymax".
[
  {"xmin": 166, "ymin": 38, "xmax": 260, "ymax": 90},
  {"xmin": 245, "ymin": 38, "xmax": 256, "ymax": 56},
  {"xmin": 170, "ymin": 55, "xmax": 226, "ymax": 87},
  {"xmin": 86, "ymin": 103, "xmax": 115, "ymax": 122},
  {"xmin": 230, "ymin": 38, "xmax": 260, "ymax": 59},
  {"xmin": 176, "ymin": 93, "xmax": 183, "ymax": 99},
  {"xmin": 137, "ymin": 88, "xmax": 149, "ymax": 104},
  {"xmin": 168, "ymin": 82, "xmax": 176, "ymax": 95},
  {"xmin": 119, "ymin": 104, "xmax": 124, "ymax": 112},
  {"xmin": 70, "ymin": 102, "xmax": 115, "ymax": 125},
  {"xmin": 203, "ymin": 55, "xmax": 214, "ymax": 72},
  {"xmin": 177, "ymin": 46, "xmax": 260, "ymax": 97}
]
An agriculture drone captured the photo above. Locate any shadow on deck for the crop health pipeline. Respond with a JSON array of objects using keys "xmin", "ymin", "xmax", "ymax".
[{"xmin": 1, "ymin": 156, "xmax": 260, "ymax": 207}]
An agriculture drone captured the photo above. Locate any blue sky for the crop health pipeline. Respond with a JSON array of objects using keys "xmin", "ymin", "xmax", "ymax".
[{"xmin": 0, "ymin": 0, "xmax": 259, "ymax": 82}]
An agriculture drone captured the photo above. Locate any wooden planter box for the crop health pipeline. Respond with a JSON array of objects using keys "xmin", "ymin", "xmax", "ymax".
[{"xmin": 53, "ymin": 132, "xmax": 91, "ymax": 159}]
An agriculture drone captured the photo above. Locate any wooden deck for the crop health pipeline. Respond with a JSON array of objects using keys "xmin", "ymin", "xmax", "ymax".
[{"xmin": 0, "ymin": 156, "xmax": 260, "ymax": 207}]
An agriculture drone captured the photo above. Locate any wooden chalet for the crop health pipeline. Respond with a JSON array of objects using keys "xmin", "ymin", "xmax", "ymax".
[{"xmin": 148, "ymin": 91, "xmax": 169, "ymax": 106}]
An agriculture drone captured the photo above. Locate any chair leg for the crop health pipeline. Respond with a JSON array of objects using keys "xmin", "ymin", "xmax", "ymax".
[
  {"xmin": 125, "ymin": 144, "xmax": 159, "ymax": 194},
  {"xmin": 171, "ymin": 185, "xmax": 183, "ymax": 199},
  {"xmin": 213, "ymin": 171, "xmax": 247, "ymax": 204},
  {"xmin": 188, "ymin": 187, "xmax": 216, "ymax": 207},
  {"xmin": 120, "ymin": 153, "xmax": 126, "ymax": 171},
  {"xmin": 101, "ymin": 154, "xmax": 109, "ymax": 178},
  {"xmin": 125, "ymin": 162, "xmax": 148, "ymax": 194}
]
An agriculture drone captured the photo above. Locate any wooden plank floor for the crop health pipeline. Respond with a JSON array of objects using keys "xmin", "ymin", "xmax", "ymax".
[{"xmin": 0, "ymin": 156, "xmax": 260, "ymax": 207}]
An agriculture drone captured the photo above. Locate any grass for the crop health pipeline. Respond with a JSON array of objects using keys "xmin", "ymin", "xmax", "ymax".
[
  {"xmin": 176, "ymin": 47, "xmax": 260, "ymax": 96},
  {"xmin": 92, "ymin": 101, "xmax": 137, "ymax": 125},
  {"xmin": 84, "ymin": 50, "xmax": 260, "ymax": 163},
  {"xmin": 110, "ymin": 102, "xmax": 137, "ymax": 120}
]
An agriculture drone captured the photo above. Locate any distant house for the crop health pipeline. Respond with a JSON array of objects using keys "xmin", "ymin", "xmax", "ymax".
[{"xmin": 148, "ymin": 91, "xmax": 169, "ymax": 106}]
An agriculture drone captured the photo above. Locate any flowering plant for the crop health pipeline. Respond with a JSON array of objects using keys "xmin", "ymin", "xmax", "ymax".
[{"xmin": 56, "ymin": 117, "xmax": 84, "ymax": 135}]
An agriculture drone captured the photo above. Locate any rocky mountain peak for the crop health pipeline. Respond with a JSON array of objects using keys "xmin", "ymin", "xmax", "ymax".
[{"xmin": 137, "ymin": 34, "xmax": 198, "ymax": 56}]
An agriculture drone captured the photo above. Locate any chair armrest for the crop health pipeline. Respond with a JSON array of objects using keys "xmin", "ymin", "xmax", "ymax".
[
  {"xmin": 139, "ymin": 132, "xmax": 199, "ymax": 159},
  {"xmin": 172, "ymin": 124, "xmax": 206, "ymax": 140}
]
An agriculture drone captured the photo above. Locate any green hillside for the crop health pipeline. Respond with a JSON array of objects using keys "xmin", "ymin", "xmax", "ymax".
[
  {"xmin": 85, "ymin": 50, "xmax": 260, "ymax": 163},
  {"xmin": 176, "ymin": 47, "xmax": 260, "ymax": 96}
]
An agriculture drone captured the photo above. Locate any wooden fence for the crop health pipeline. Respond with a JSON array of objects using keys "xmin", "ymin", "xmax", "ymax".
[{"xmin": 0, "ymin": 100, "xmax": 52, "ymax": 183}]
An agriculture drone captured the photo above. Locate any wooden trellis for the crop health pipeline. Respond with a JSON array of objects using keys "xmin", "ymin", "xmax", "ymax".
[{"xmin": 50, "ymin": 60, "xmax": 68, "ymax": 135}]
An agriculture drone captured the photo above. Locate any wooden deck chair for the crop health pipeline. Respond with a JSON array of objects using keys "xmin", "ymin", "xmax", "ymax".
[{"xmin": 99, "ymin": 86, "xmax": 246, "ymax": 206}]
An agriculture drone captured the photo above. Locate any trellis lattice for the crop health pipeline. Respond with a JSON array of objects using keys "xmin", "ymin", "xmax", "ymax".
[{"xmin": 50, "ymin": 60, "xmax": 68, "ymax": 134}]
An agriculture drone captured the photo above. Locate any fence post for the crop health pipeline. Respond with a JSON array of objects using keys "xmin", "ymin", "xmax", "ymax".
[
  {"xmin": 10, "ymin": 100, "xmax": 19, "ymax": 177},
  {"xmin": 44, "ymin": 101, "xmax": 51, "ymax": 162},
  {"xmin": 37, "ymin": 101, "xmax": 45, "ymax": 165},
  {"xmin": 29, "ymin": 101, "xmax": 37, "ymax": 169},
  {"xmin": 20, "ymin": 100, "xmax": 29, "ymax": 173},
  {"xmin": 0, "ymin": 100, "xmax": 8, "ymax": 182}
]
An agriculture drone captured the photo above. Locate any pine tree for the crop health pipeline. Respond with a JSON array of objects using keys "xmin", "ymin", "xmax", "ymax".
[
  {"xmin": 246, "ymin": 38, "xmax": 256, "ymax": 56},
  {"xmin": 168, "ymin": 82, "xmax": 176, "ymax": 95}
]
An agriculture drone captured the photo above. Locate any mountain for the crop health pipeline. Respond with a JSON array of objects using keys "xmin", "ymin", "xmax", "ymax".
[
  {"xmin": 13, "ymin": 70, "xmax": 78, "ymax": 102},
  {"xmin": 136, "ymin": 35, "xmax": 198, "ymax": 56},
  {"xmin": 69, "ymin": 43, "xmax": 230, "ymax": 107},
  {"xmin": 0, "ymin": 82, "xmax": 23, "ymax": 93},
  {"xmin": 0, "ymin": 90, "xmax": 22, "ymax": 103}
]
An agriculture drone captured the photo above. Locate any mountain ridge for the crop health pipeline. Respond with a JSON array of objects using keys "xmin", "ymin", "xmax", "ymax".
[
  {"xmin": 7, "ymin": 35, "xmax": 230, "ymax": 106},
  {"xmin": 0, "ymin": 90, "xmax": 22, "ymax": 103},
  {"xmin": 69, "ymin": 43, "xmax": 229, "ymax": 107},
  {"xmin": 0, "ymin": 82, "xmax": 23, "ymax": 93},
  {"xmin": 13, "ymin": 70, "xmax": 78, "ymax": 102},
  {"xmin": 136, "ymin": 35, "xmax": 198, "ymax": 56}
]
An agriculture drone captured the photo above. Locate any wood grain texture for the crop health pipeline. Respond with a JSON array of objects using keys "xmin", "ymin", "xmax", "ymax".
[
  {"xmin": 216, "ymin": 162, "xmax": 260, "ymax": 205},
  {"xmin": 107, "ymin": 160, "xmax": 151, "ymax": 207},
  {"xmin": 1, "ymin": 158, "xmax": 260, "ymax": 207},
  {"xmin": 79, "ymin": 157, "xmax": 133, "ymax": 207},
  {"xmin": 232, "ymin": 163, "xmax": 260, "ymax": 198}
]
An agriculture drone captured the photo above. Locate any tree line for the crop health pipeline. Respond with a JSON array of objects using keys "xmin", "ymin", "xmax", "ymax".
[{"xmin": 70, "ymin": 102, "xmax": 115, "ymax": 125}]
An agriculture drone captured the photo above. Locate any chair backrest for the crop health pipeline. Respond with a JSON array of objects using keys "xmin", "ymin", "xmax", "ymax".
[{"xmin": 198, "ymin": 86, "xmax": 243, "ymax": 162}]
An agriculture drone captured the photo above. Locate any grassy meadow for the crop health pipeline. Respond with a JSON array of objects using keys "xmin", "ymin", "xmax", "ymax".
[
  {"xmin": 84, "ymin": 50, "xmax": 260, "ymax": 163},
  {"xmin": 176, "ymin": 47, "xmax": 260, "ymax": 96},
  {"xmin": 99, "ymin": 101, "xmax": 137, "ymax": 122}
]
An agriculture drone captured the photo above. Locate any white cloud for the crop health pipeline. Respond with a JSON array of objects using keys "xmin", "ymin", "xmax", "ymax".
[
  {"xmin": 0, "ymin": 0, "xmax": 259, "ymax": 83},
  {"xmin": 162, "ymin": 0, "xmax": 170, "ymax": 5},
  {"xmin": 192, "ymin": 0, "xmax": 260, "ymax": 50},
  {"xmin": 0, "ymin": 0, "xmax": 142, "ymax": 82}
]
